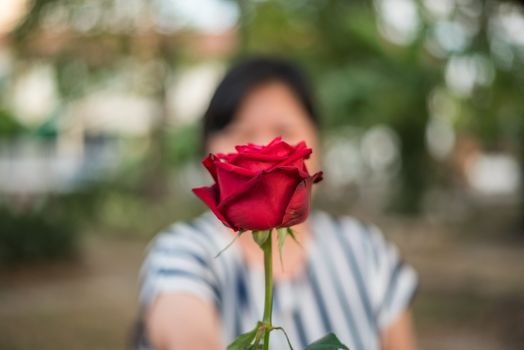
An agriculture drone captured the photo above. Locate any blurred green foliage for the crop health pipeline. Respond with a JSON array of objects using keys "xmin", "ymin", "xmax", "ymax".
[
  {"xmin": 2, "ymin": 0, "xmax": 524, "ymax": 264},
  {"xmin": 239, "ymin": 0, "xmax": 524, "ymax": 213},
  {"xmin": 0, "ymin": 109, "xmax": 25, "ymax": 138},
  {"xmin": 0, "ymin": 207, "xmax": 77, "ymax": 265},
  {"xmin": 166, "ymin": 123, "xmax": 201, "ymax": 166},
  {"xmin": 0, "ymin": 189, "xmax": 103, "ymax": 265},
  {"xmin": 238, "ymin": 0, "xmax": 437, "ymax": 212}
]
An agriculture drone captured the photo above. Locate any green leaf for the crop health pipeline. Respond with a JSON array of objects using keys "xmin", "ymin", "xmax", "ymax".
[
  {"xmin": 215, "ymin": 229, "xmax": 245, "ymax": 258},
  {"xmin": 304, "ymin": 333, "xmax": 349, "ymax": 350},
  {"xmin": 227, "ymin": 326, "xmax": 258, "ymax": 350},
  {"xmin": 252, "ymin": 229, "xmax": 271, "ymax": 248},
  {"xmin": 276, "ymin": 227, "xmax": 287, "ymax": 268}
]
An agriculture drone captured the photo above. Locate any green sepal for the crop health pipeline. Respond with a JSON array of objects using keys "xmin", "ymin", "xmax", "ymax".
[
  {"xmin": 276, "ymin": 228, "xmax": 287, "ymax": 268},
  {"xmin": 304, "ymin": 333, "xmax": 349, "ymax": 350},
  {"xmin": 227, "ymin": 325, "xmax": 258, "ymax": 350},
  {"xmin": 286, "ymin": 227, "xmax": 302, "ymax": 247},
  {"xmin": 252, "ymin": 229, "xmax": 271, "ymax": 248},
  {"xmin": 215, "ymin": 229, "xmax": 246, "ymax": 258}
]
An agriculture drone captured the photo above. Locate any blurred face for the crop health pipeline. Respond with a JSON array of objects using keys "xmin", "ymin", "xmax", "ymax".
[{"xmin": 206, "ymin": 81, "xmax": 320, "ymax": 174}]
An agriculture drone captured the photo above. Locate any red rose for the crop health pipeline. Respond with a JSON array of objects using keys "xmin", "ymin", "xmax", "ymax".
[{"xmin": 192, "ymin": 137, "xmax": 323, "ymax": 231}]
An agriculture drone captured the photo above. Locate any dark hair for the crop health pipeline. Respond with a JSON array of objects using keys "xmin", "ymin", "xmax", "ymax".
[{"xmin": 202, "ymin": 56, "xmax": 319, "ymax": 150}]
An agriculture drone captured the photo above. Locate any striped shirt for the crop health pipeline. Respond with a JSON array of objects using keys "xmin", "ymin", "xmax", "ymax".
[{"xmin": 138, "ymin": 210, "xmax": 418, "ymax": 350}]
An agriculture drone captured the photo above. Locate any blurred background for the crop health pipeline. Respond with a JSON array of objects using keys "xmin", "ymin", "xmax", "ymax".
[{"xmin": 0, "ymin": 0, "xmax": 523, "ymax": 349}]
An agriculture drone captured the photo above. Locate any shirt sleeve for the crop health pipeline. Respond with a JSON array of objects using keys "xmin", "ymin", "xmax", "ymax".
[
  {"xmin": 138, "ymin": 221, "xmax": 221, "ymax": 308},
  {"xmin": 364, "ymin": 223, "xmax": 418, "ymax": 330}
]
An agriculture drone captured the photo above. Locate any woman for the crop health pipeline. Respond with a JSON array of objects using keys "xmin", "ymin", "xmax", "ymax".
[{"xmin": 138, "ymin": 57, "xmax": 418, "ymax": 350}]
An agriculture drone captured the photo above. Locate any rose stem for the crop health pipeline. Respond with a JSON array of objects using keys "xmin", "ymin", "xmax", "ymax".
[{"xmin": 262, "ymin": 229, "xmax": 273, "ymax": 350}]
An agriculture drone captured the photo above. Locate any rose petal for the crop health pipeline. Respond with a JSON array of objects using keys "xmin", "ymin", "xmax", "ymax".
[
  {"xmin": 215, "ymin": 162, "xmax": 254, "ymax": 201},
  {"xmin": 235, "ymin": 136, "xmax": 294, "ymax": 158},
  {"xmin": 215, "ymin": 152, "xmax": 236, "ymax": 162},
  {"xmin": 234, "ymin": 152, "xmax": 288, "ymax": 161},
  {"xmin": 235, "ymin": 142, "xmax": 265, "ymax": 153},
  {"xmin": 294, "ymin": 141, "xmax": 307, "ymax": 150},
  {"xmin": 313, "ymin": 170, "xmax": 323, "ymax": 183},
  {"xmin": 266, "ymin": 136, "xmax": 283, "ymax": 147},
  {"xmin": 275, "ymin": 165, "xmax": 311, "ymax": 180},
  {"xmin": 268, "ymin": 147, "xmax": 312, "ymax": 171},
  {"xmin": 280, "ymin": 171, "xmax": 323, "ymax": 227},
  {"xmin": 218, "ymin": 167, "xmax": 304, "ymax": 230},
  {"xmin": 260, "ymin": 139, "xmax": 294, "ymax": 157},
  {"xmin": 231, "ymin": 153, "xmax": 287, "ymax": 172},
  {"xmin": 192, "ymin": 185, "xmax": 238, "ymax": 231},
  {"xmin": 237, "ymin": 136, "xmax": 283, "ymax": 154},
  {"xmin": 235, "ymin": 144, "xmax": 263, "ymax": 153},
  {"xmin": 202, "ymin": 154, "xmax": 218, "ymax": 182},
  {"xmin": 214, "ymin": 158, "xmax": 257, "ymax": 176},
  {"xmin": 221, "ymin": 137, "xmax": 292, "ymax": 162}
]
